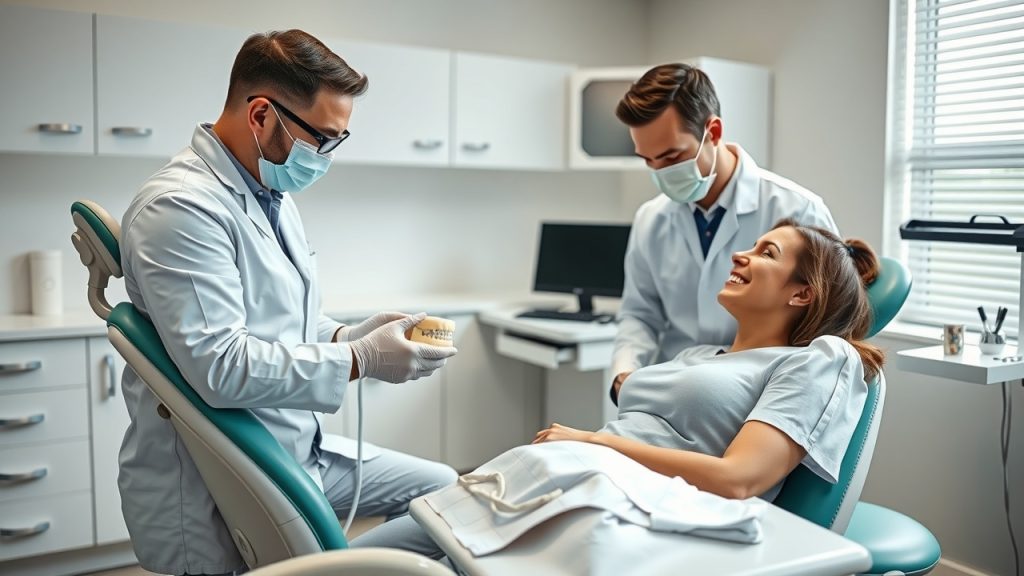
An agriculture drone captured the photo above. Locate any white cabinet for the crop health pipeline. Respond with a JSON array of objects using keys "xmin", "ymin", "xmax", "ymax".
[
  {"xmin": 443, "ymin": 315, "xmax": 541, "ymax": 471},
  {"xmin": 87, "ymin": 337, "xmax": 131, "ymax": 545},
  {"xmin": 95, "ymin": 15, "xmax": 249, "ymax": 158},
  {"xmin": 691, "ymin": 57, "xmax": 773, "ymax": 168},
  {"xmin": 453, "ymin": 53, "xmax": 572, "ymax": 171},
  {"xmin": 0, "ymin": 5, "xmax": 94, "ymax": 155},
  {"xmin": 334, "ymin": 372, "xmax": 443, "ymax": 462},
  {"xmin": 0, "ymin": 339, "xmax": 93, "ymax": 563},
  {"xmin": 329, "ymin": 40, "xmax": 451, "ymax": 167}
]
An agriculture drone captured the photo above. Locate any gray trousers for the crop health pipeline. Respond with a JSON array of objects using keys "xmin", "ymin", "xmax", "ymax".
[{"xmin": 319, "ymin": 448, "xmax": 455, "ymax": 559}]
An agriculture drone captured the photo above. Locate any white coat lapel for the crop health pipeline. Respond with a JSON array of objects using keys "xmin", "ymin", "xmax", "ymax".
[
  {"xmin": 189, "ymin": 124, "xmax": 276, "ymax": 240},
  {"xmin": 676, "ymin": 205, "xmax": 706, "ymax": 265}
]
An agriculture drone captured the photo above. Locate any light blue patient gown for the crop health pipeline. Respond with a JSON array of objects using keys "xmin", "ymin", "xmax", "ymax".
[{"xmin": 601, "ymin": 335, "xmax": 869, "ymax": 501}]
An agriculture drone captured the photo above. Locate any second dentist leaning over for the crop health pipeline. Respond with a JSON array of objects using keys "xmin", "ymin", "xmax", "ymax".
[{"xmin": 610, "ymin": 63, "xmax": 839, "ymax": 402}]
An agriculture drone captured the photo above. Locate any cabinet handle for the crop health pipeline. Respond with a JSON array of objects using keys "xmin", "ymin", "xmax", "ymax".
[
  {"xmin": 0, "ymin": 522, "xmax": 50, "ymax": 539},
  {"xmin": 0, "ymin": 467, "xmax": 47, "ymax": 484},
  {"xmin": 105, "ymin": 354, "xmax": 117, "ymax": 398},
  {"xmin": 111, "ymin": 126, "xmax": 153, "ymax": 137},
  {"xmin": 461, "ymin": 142, "xmax": 491, "ymax": 152},
  {"xmin": 413, "ymin": 139, "xmax": 443, "ymax": 150},
  {"xmin": 0, "ymin": 361, "xmax": 42, "ymax": 375},
  {"xmin": 37, "ymin": 123, "xmax": 82, "ymax": 135},
  {"xmin": 0, "ymin": 414, "xmax": 44, "ymax": 430}
]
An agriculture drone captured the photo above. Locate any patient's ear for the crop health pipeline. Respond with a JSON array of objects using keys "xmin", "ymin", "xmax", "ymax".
[{"xmin": 788, "ymin": 285, "xmax": 813, "ymax": 308}]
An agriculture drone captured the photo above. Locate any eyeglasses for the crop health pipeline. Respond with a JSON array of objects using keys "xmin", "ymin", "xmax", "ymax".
[{"xmin": 246, "ymin": 95, "xmax": 350, "ymax": 154}]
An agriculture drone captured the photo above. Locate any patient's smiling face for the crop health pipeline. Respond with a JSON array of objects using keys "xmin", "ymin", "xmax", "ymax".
[{"xmin": 717, "ymin": 226, "xmax": 812, "ymax": 319}]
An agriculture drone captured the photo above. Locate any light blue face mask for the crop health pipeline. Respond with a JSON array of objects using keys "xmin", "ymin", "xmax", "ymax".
[
  {"xmin": 253, "ymin": 106, "xmax": 334, "ymax": 193},
  {"xmin": 650, "ymin": 129, "xmax": 718, "ymax": 204}
]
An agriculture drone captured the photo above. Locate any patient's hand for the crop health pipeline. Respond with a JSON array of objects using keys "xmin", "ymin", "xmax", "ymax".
[{"xmin": 532, "ymin": 423, "xmax": 595, "ymax": 445}]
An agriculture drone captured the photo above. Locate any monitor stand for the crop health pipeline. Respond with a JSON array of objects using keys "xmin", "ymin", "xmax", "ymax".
[
  {"xmin": 517, "ymin": 293, "xmax": 608, "ymax": 322},
  {"xmin": 574, "ymin": 292, "xmax": 594, "ymax": 315}
]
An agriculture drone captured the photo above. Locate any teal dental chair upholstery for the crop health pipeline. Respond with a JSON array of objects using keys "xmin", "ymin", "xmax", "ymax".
[
  {"xmin": 774, "ymin": 257, "xmax": 941, "ymax": 576},
  {"xmin": 70, "ymin": 200, "xmax": 451, "ymax": 575}
]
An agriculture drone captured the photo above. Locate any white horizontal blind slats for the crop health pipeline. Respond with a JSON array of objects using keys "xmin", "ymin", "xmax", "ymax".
[{"xmin": 887, "ymin": 0, "xmax": 1024, "ymax": 337}]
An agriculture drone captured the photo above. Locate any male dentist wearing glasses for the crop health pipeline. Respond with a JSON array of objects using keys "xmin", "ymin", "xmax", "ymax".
[{"xmin": 118, "ymin": 29, "xmax": 457, "ymax": 576}]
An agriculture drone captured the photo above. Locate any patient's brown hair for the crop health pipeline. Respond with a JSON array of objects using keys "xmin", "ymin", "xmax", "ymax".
[{"xmin": 775, "ymin": 219, "xmax": 885, "ymax": 381}]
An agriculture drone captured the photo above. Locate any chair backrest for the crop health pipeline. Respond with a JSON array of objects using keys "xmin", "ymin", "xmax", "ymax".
[
  {"xmin": 773, "ymin": 257, "xmax": 911, "ymax": 533},
  {"xmin": 70, "ymin": 201, "xmax": 348, "ymax": 569}
]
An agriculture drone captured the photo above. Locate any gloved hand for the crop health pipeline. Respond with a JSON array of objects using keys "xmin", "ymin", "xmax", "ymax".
[
  {"xmin": 336, "ymin": 311, "xmax": 409, "ymax": 342},
  {"xmin": 349, "ymin": 313, "xmax": 458, "ymax": 383}
]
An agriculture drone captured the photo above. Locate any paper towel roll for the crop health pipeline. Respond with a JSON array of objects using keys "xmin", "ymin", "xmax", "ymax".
[{"xmin": 29, "ymin": 250, "xmax": 62, "ymax": 316}]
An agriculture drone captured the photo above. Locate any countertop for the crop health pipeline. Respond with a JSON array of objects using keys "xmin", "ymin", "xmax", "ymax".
[{"xmin": 0, "ymin": 292, "xmax": 615, "ymax": 342}]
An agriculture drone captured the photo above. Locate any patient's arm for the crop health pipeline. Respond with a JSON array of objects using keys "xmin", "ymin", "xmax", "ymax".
[{"xmin": 534, "ymin": 421, "xmax": 805, "ymax": 500}]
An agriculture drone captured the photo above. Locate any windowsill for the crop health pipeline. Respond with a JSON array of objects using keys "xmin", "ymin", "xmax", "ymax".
[{"xmin": 877, "ymin": 320, "xmax": 1017, "ymax": 347}]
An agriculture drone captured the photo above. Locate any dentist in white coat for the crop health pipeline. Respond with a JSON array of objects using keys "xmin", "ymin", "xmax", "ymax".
[
  {"xmin": 118, "ymin": 30, "xmax": 457, "ymax": 576},
  {"xmin": 610, "ymin": 63, "xmax": 839, "ymax": 402}
]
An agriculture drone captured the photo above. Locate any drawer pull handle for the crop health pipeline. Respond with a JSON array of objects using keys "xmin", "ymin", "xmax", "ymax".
[
  {"xmin": 461, "ymin": 142, "xmax": 491, "ymax": 152},
  {"xmin": 0, "ymin": 522, "xmax": 50, "ymax": 539},
  {"xmin": 413, "ymin": 139, "xmax": 443, "ymax": 150},
  {"xmin": 105, "ymin": 354, "xmax": 117, "ymax": 398},
  {"xmin": 0, "ymin": 361, "xmax": 42, "ymax": 375},
  {"xmin": 111, "ymin": 126, "xmax": 153, "ymax": 137},
  {"xmin": 37, "ymin": 123, "xmax": 82, "ymax": 135},
  {"xmin": 0, "ymin": 467, "xmax": 47, "ymax": 484},
  {"xmin": 0, "ymin": 414, "xmax": 44, "ymax": 430}
]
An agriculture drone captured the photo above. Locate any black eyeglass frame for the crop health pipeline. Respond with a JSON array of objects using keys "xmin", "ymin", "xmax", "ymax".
[{"xmin": 246, "ymin": 95, "xmax": 350, "ymax": 154}]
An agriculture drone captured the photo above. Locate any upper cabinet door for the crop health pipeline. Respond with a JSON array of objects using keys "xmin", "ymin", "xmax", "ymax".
[
  {"xmin": 96, "ymin": 16, "xmax": 249, "ymax": 158},
  {"xmin": 0, "ymin": 6, "xmax": 94, "ymax": 155},
  {"xmin": 328, "ymin": 40, "xmax": 451, "ymax": 167},
  {"xmin": 453, "ymin": 53, "xmax": 572, "ymax": 171}
]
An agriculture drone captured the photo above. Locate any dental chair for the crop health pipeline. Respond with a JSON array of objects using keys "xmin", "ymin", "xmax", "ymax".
[
  {"xmin": 774, "ymin": 256, "xmax": 941, "ymax": 576},
  {"xmin": 70, "ymin": 200, "xmax": 451, "ymax": 575}
]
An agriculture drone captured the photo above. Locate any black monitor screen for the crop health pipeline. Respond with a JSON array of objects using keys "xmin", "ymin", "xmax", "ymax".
[{"xmin": 533, "ymin": 223, "xmax": 631, "ymax": 297}]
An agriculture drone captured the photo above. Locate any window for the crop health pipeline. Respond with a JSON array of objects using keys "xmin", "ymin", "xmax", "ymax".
[{"xmin": 886, "ymin": 0, "xmax": 1024, "ymax": 337}]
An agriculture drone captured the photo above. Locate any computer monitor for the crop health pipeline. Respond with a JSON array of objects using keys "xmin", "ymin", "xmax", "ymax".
[{"xmin": 532, "ymin": 222, "xmax": 631, "ymax": 313}]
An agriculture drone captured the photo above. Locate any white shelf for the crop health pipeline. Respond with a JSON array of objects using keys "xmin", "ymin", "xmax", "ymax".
[{"xmin": 896, "ymin": 344, "xmax": 1024, "ymax": 385}]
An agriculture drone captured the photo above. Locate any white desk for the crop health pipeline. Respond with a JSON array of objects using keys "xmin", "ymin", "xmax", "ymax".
[
  {"xmin": 896, "ymin": 343, "xmax": 1024, "ymax": 385},
  {"xmin": 410, "ymin": 497, "xmax": 872, "ymax": 576},
  {"xmin": 478, "ymin": 307, "xmax": 619, "ymax": 430}
]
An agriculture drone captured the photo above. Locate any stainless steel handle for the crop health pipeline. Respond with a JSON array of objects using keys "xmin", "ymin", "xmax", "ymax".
[
  {"xmin": 0, "ymin": 467, "xmax": 47, "ymax": 484},
  {"xmin": 105, "ymin": 354, "xmax": 117, "ymax": 398},
  {"xmin": 0, "ymin": 414, "xmax": 44, "ymax": 430},
  {"xmin": 0, "ymin": 361, "xmax": 42, "ymax": 375},
  {"xmin": 37, "ymin": 123, "xmax": 82, "ymax": 135},
  {"xmin": 1, "ymin": 522, "xmax": 50, "ymax": 539},
  {"xmin": 413, "ymin": 139, "xmax": 443, "ymax": 150},
  {"xmin": 461, "ymin": 142, "xmax": 491, "ymax": 152},
  {"xmin": 111, "ymin": 126, "xmax": 153, "ymax": 137}
]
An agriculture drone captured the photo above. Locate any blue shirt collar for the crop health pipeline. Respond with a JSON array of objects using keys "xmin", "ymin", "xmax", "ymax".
[{"xmin": 200, "ymin": 123, "xmax": 281, "ymax": 200}]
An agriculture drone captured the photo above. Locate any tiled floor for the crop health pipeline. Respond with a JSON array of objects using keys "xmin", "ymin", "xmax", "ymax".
[{"xmin": 82, "ymin": 516, "xmax": 385, "ymax": 576}]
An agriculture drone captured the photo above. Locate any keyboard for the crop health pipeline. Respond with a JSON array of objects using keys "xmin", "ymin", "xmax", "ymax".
[{"xmin": 516, "ymin": 309, "xmax": 614, "ymax": 323}]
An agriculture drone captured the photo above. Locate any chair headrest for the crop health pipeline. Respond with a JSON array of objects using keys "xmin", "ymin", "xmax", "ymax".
[
  {"xmin": 70, "ymin": 200, "xmax": 122, "ymax": 320},
  {"xmin": 866, "ymin": 257, "xmax": 912, "ymax": 338}
]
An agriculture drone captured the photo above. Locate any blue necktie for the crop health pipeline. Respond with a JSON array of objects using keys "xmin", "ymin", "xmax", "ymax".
[{"xmin": 693, "ymin": 206, "xmax": 727, "ymax": 258}]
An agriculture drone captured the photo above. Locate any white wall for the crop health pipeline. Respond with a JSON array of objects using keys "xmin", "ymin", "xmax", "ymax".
[
  {"xmin": 0, "ymin": 0, "xmax": 649, "ymax": 314},
  {"xmin": 644, "ymin": 2, "xmax": 1021, "ymax": 575}
]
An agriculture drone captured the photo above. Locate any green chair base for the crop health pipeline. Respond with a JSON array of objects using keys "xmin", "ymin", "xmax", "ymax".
[{"xmin": 845, "ymin": 502, "xmax": 941, "ymax": 576}]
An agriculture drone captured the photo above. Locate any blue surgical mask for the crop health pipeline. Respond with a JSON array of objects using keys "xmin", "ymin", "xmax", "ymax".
[
  {"xmin": 253, "ymin": 106, "xmax": 333, "ymax": 193},
  {"xmin": 650, "ymin": 129, "xmax": 718, "ymax": 204}
]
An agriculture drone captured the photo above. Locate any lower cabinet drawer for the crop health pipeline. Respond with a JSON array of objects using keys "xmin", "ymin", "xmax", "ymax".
[
  {"xmin": 0, "ymin": 439, "xmax": 91, "ymax": 503},
  {"xmin": 0, "ymin": 491, "xmax": 94, "ymax": 562},
  {"xmin": 0, "ymin": 388, "xmax": 88, "ymax": 447},
  {"xmin": 496, "ymin": 331, "xmax": 575, "ymax": 369}
]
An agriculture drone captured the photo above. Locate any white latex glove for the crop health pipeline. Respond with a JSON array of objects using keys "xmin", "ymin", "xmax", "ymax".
[
  {"xmin": 336, "ymin": 311, "xmax": 409, "ymax": 342},
  {"xmin": 349, "ymin": 313, "xmax": 458, "ymax": 383}
]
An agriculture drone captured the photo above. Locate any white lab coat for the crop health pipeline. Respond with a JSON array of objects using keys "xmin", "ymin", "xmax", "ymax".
[
  {"xmin": 117, "ymin": 124, "xmax": 351, "ymax": 575},
  {"xmin": 611, "ymin": 144, "xmax": 839, "ymax": 377}
]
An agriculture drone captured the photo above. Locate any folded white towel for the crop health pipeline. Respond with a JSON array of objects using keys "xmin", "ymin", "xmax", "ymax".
[{"xmin": 423, "ymin": 441, "xmax": 765, "ymax": 556}]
